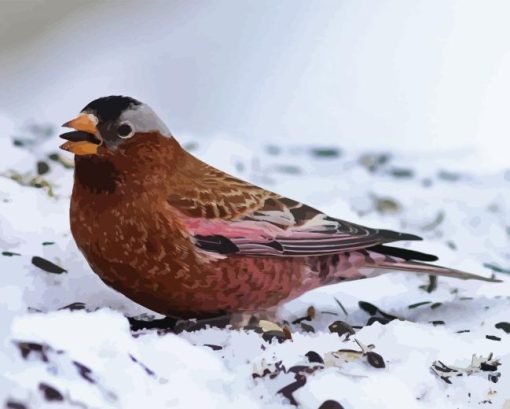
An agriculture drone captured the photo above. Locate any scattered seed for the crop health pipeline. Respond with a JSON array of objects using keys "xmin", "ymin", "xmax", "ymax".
[
  {"xmin": 388, "ymin": 168, "xmax": 414, "ymax": 178},
  {"xmin": 456, "ymin": 330, "xmax": 470, "ymax": 334},
  {"xmin": 305, "ymin": 351, "xmax": 324, "ymax": 364},
  {"xmin": 334, "ymin": 297, "xmax": 348, "ymax": 315},
  {"xmin": 42, "ymin": 241, "xmax": 55, "ymax": 246},
  {"xmin": 358, "ymin": 301, "xmax": 378, "ymax": 316},
  {"xmin": 277, "ymin": 374, "xmax": 306, "ymax": 406},
  {"xmin": 328, "ymin": 320, "xmax": 355, "ymax": 336},
  {"xmin": 129, "ymin": 354, "xmax": 156, "ymax": 376},
  {"xmin": 300, "ymin": 323, "xmax": 315, "ymax": 333},
  {"xmin": 182, "ymin": 315, "xmax": 230, "ymax": 331},
  {"xmin": 5, "ymin": 400, "xmax": 27, "ymax": 409},
  {"xmin": 292, "ymin": 315, "xmax": 309, "ymax": 324},
  {"xmin": 183, "ymin": 142, "xmax": 198, "ymax": 152},
  {"xmin": 16, "ymin": 341, "xmax": 50, "ymax": 362},
  {"xmin": 59, "ymin": 302, "xmax": 86, "ymax": 311},
  {"xmin": 39, "ymin": 383, "xmax": 63, "ymax": 402},
  {"xmin": 36, "ymin": 161, "xmax": 50, "ymax": 175},
  {"xmin": 258, "ymin": 320, "xmax": 283, "ymax": 333},
  {"xmin": 433, "ymin": 354, "xmax": 501, "ymax": 386},
  {"xmin": 320, "ymin": 311, "xmax": 339, "ymax": 316},
  {"xmin": 128, "ymin": 316, "xmax": 177, "ymax": 332},
  {"xmin": 47, "ymin": 152, "xmax": 74, "ymax": 169},
  {"xmin": 282, "ymin": 326, "xmax": 293, "ymax": 341},
  {"xmin": 372, "ymin": 195, "xmax": 401, "ymax": 214},
  {"xmin": 483, "ymin": 263, "xmax": 510, "ymax": 275},
  {"xmin": 431, "ymin": 302, "xmax": 442, "ymax": 309},
  {"xmin": 366, "ymin": 351, "xmax": 386, "ymax": 369},
  {"xmin": 446, "ymin": 241, "xmax": 457, "ymax": 250},
  {"xmin": 327, "ymin": 349, "xmax": 363, "ymax": 364},
  {"xmin": 310, "ymin": 147, "xmax": 341, "ymax": 158},
  {"xmin": 359, "ymin": 153, "xmax": 391, "ymax": 172},
  {"xmin": 488, "ymin": 374, "xmax": 500, "ymax": 383},
  {"xmin": 262, "ymin": 330, "xmax": 287, "ymax": 343},
  {"xmin": 318, "ymin": 400, "xmax": 345, "ymax": 409},
  {"xmin": 293, "ymin": 307, "xmax": 316, "ymax": 324},
  {"xmin": 430, "ymin": 320, "xmax": 445, "ymax": 326},
  {"xmin": 203, "ymin": 344, "xmax": 223, "ymax": 351},
  {"xmin": 12, "ymin": 139, "xmax": 26, "ymax": 147},
  {"xmin": 421, "ymin": 212, "xmax": 444, "ymax": 231},
  {"xmin": 73, "ymin": 361, "xmax": 95, "ymax": 383},
  {"xmin": 252, "ymin": 360, "xmax": 285, "ymax": 379},
  {"xmin": 273, "ymin": 164, "xmax": 302, "ymax": 174},
  {"xmin": 358, "ymin": 301, "xmax": 397, "ymax": 320},
  {"xmin": 366, "ymin": 317, "xmax": 392, "ymax": 326},
  {"xmin": 495, "ymin": 322, "xmax": 510, "ymax": 333},
  {"xmin": 437, "ymin": 170, "xmax": 462, "ymax": 182},
  {"xmin": 287, "ymin": 365, "xmax": 311, "ymax": 374},
  {"xmin": 486, "ymin": 335, "xmax": 501, "ymax": 341},
  {"xmin": 2, "ymin": 251, "xmax": 21, "ymax": 257},
  {"xmin": 408, "ymin": 301, "xmax": 432, "ymax": 309},
  {"xmin": 480, "ymin": 362, "xmax": 500, "ymax": 372},
  {"xmin": 31, "ymin": 256, "xmax": 66, "ymax": 274}
]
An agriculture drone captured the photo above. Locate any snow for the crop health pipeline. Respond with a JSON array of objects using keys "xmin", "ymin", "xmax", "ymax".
[{"xmin": 1, "ymin": 120, "xmax": 509, "ymax": 409}]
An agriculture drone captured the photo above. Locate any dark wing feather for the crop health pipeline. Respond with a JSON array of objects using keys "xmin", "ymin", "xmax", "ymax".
[{"xmin": 169, "ymin": 152, "xmax": 422, "ymax": 257}]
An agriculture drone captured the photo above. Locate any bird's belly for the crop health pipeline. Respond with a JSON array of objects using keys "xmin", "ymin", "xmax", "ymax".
[
  {"xmin": 81, "ymin": 249, "xmax": 309, "ymax": 318},
  {"xmin": 176, "ymin": 256, "xmax": 309, "ymax": 317},
  {"xmin": 71, "ymin": 205, "xmax": 309, "ymax": 317}
]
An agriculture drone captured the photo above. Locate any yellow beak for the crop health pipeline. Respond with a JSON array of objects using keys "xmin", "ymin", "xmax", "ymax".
[{"xmin": 59, "ymin": 113, "xmax": 100, "ymax": 155}]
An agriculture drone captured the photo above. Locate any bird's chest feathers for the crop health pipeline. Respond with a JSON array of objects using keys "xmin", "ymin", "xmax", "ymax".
[{"xmin": 70, "ymin": 181, "xmax": 194, "ymax": 269}]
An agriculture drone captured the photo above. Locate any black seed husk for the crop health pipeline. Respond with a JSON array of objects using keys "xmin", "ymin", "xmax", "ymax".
[
  {"xmin": 305, "ymin": 351, "xmax": 324, "ymax": 364},
  {"xmin": 31, "ymin": 256, "xmax": 66, "ymax": 274},
  {"xmin": 328, "ymin": 320, "xmax": 355, "ymax": 336},
  {"xmin": 366, "ymin": 351, "xmax": 386, "ymax": 368},
  {"xmin": 318, "ymin": 400, "xmax": 345, "ymax": 409},
  {"xmin": 495, "ymin": 322, "xmax": 510, "ymax": 333},
  {"xmin": 38, "ymin": 383, "xmax": 63, "ymax": 402},
  {"xmin": 486, "ymin": 335, "xmax": 501, "ymax": 341}
]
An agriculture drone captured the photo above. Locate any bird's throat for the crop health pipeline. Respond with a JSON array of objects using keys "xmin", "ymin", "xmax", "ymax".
[{"xmin": 74, "ymin": 156, "xmax": 122, "ymax": 194}]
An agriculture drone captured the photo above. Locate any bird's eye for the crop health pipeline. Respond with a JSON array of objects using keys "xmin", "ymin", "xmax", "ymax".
[{"xmin": 117, "ymin": 122, "xmax": 134, "ymax": 139}]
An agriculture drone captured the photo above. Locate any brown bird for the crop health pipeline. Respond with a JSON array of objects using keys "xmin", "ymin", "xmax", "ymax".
[{"xmin": 60, "ymin": 96, "xmax": 498, "ymax": 322}]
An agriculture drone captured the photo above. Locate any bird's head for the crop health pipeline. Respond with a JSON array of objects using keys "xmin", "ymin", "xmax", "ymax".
[{"xmin": 59, "ymin": 96, "xmax": 172, "ymax": 156}]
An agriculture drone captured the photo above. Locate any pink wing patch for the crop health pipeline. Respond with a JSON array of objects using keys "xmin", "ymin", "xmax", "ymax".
[{"xmin": 183, "ymin": 215, "xmax": 381, "ymax": 256}]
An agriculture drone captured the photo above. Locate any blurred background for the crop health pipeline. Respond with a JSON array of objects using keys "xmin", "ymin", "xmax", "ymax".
[{"xmin": 1, "ymin": 0, "xmax": 509, "ymax": 169}]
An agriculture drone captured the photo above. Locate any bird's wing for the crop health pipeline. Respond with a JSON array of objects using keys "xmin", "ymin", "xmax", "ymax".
[{"xmin": 168, "ymin": 156, "xmax": 422, "ymax": 257}]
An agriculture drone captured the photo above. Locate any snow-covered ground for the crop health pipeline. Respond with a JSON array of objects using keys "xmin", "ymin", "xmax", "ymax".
[{"xmin": 1, "ymin": 121, "xmax": 509, "ymax": 409}]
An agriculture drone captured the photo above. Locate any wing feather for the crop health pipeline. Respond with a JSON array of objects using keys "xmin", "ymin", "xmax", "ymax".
[{"xmin": 169, "ymin": 152, "xmax": 422, "ymax": 257}]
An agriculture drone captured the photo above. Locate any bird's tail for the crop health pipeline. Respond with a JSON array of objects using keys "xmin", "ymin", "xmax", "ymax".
[
  {"xmin": 374, "ymin": 258, "xmax": 501, "ymax": 282},
  {"xmin": 366, "ymin": 244, "xmax": 501, "ymax": 282},
  {"xmin": 316, "ymin": 245, "xmax": 501, "ymax": 284}
]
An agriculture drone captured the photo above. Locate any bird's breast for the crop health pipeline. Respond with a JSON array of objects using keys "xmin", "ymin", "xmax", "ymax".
[{"xmin": 70, "ymin": 185, "xmax": 197, "ymax": 277}]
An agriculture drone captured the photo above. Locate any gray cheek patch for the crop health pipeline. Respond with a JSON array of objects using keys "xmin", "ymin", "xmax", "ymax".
[{"xmin": 119, "ymin": 104, "xmax": 172, "ymax": 137}]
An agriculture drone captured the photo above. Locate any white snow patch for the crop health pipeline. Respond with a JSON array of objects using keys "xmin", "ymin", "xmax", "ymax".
[{"xmin": 0, "ymin": 116, "xmax": 509, "ymax": 408}]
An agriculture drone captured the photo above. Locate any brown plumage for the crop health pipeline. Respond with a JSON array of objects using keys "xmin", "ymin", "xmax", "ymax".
[{"xmin": 61, "ymin": 96, "xmax": 499, "ymax": 319}]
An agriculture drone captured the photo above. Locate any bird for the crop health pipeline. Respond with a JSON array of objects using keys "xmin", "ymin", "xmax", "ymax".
[{"xmin": 60, "ymin": 95, "xmax": 499, "ymax": 323}]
